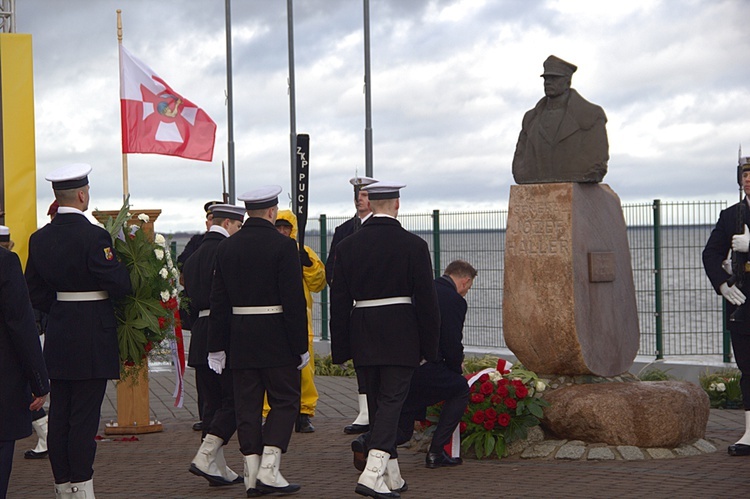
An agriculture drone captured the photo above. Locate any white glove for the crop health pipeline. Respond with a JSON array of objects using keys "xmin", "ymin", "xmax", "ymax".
[
  {"xmin": 297, "ymin": 351, "xmax": 310, "ymax": 370},
  {"xmin": 723, "ymin": 258, "xmax": 733, "ymax": 276},
  {"xmin": 720, "ymin": 282, "xmax": 746, "ymax": 306},
  {"xmin": 732, "ymin": 226, "xmax": 750, "ymax": 252},
  {"xmin": 208, "ymin": 351, "xmax": 226, "ymax": 375}
]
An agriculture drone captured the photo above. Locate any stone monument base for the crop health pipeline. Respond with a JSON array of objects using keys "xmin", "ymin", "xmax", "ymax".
[{"xmin": 541, "ymin": 380, "xmax": 709, "ymax": 448}]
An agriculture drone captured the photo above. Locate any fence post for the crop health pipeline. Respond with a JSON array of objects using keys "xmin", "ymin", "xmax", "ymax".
[
  {"xmin": 653, "ymin": 199, "xmax": 663, "ymax": 359},
  {"xmin": 432, "ymin": 210, "xmax": 441, "ymax": 278},
  {"xmin": 319, "ymin": 215, "xmax": 328, "ymax": 341}
]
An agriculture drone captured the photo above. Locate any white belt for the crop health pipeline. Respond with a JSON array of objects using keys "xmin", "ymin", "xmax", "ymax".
[
  {"xmin": 198, "ymin": 309, "xmax": 210, "ymax": 318},
  {"xmin": 354, "ymin": 297, "xmax": 412, "ymax": 308},
  {"xmin": 56, "ymin": 291, "xmax": 109, "ymax": 302},
  {"xmin": 232, "ymin": 305, "xmax": 283, "ymax": 315}
]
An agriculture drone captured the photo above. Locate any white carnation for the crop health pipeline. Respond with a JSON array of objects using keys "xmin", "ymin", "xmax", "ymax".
[
  {"xmin": 159, "ymin": 268, "xmax": 169, "ymax": 279},
  {"xmin": 171, "ymin": 268, "xmax": 180, "ymax": 279},
  {"xmin": 137, "ymin": 213, "xmax": 150, "ymax": 223},
  {"xmin": 488, "ymin": 370, "xmax": 503, "ymax": 382},
  {"xmin": 535, "ymin": 381, "xmax": 547, "ymax": 392},
  {"xmin": 160, "ymin": 290, "xmax": 170, "ymax": 301},
  {"xmin": 716, "ymin": 382, "xmax": 726, "ymax": 392},
  {"xmin": 154, "ymin": 248, "xmax": 164, "ymax": 261},
  {"xmin": 154, "ymin": 233, "xmax": 166, "ymax": 246}
]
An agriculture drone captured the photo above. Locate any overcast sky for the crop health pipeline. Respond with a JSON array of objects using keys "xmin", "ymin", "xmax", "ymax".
[{"xmin": 15, "ymin": 0, "xmax": 750, "ymax": 232}]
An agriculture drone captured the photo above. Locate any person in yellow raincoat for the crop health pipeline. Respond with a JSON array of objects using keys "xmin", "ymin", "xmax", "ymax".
[{"xmin": 264, "ymin": 209, "xmax": 326, "ymax": 432}]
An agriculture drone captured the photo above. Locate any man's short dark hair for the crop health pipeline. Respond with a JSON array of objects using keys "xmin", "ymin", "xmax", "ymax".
[{"xmin": 444, "ymin": 260, "xmax": 477, "ymax": 279}]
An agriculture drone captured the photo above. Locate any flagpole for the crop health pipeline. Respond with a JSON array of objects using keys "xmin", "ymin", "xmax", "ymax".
[
  {"xmin": 363, "ymin": 0, "xmax": 373, "ymax": 178},
  {"xmin": 116, "ymin": 9, "xmax": 130, "ymax": 201},
  {"xmin": 224, "ymin": 0, "xmax": 236, "ymax": 203},
  {"xmin": 286, "ymin": 0, "xmax": 297, "ymax": 203}
]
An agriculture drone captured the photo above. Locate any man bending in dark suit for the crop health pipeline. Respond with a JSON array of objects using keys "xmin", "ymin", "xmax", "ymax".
[{"xmin": 396, "ymin": 260, "xmax": 476, "ymax": 469}]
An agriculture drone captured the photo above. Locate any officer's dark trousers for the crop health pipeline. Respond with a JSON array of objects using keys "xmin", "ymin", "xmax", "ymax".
[
  {"xmin": 355, "ymin": 367, "xmax": 367, "ymax": 395},
  {"xmin": 196, "ymin": 366, "xmax": 237, "ymax": 443},
  {"xmin": 48, "ymin": 378, "xmax": 107, "ymax": 484},
  {"xmin": 234, "ymin": 366, "xmax": 300, "ymax": 456},
  {"xmin": 729, "ymin": 324, "xmax": 750, "ymax": 410},
  {"xmin": 0, "ymin": 440, "xmax": 14, "ymax": 498},
  {"xmin": 359, "ymin": 365, "xmax": 414, "ymax": 457},
  {"xmin": 396, "ymin": 362, "xmax": 470, "ymax": 453}
]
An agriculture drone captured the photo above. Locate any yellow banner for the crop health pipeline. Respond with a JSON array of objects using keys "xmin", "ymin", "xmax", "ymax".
[{"xmin": 0, "ymin": 34, "xmax": 37, "ymax": 267}]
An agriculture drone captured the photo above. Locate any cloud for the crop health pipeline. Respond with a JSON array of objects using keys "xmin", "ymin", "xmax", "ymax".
[{"xmin": 14, "ymin": 0, "xmax": 750, "ymax": 233}]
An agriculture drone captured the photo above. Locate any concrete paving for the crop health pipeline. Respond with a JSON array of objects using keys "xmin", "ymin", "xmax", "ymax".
[{"xmin": 7, "ymin": 368, "xmax": 750, "ymax": 499}]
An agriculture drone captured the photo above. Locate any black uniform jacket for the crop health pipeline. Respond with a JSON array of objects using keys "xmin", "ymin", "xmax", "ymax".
[
  {"xmin": 325, "ymin": 215, "xmax": 358, "ymax": 286},
  {"xmin": 0, "ymin": 248, "xmax": 50, "ymax": 441},
  {"xmin": 25, "ymin": 212, "xmax": 132, "ymax": 380},
  {"xmin": 183, "ymin": 231, "xmax": 225, "ymax": 367},
  {"xmin": 703, "ymin": 200, "xmax": 750, "ymax": 323},
  {"xmin": 207, "ymin": 217, "xmax": 308, "ymax": 369},
  {"xmin": 434, "ymin": 275, "xmax": 467, "ymax": 374},
  {"xmin": 329, "ymin": 216, "xmax": 440, "ymax": 367}
]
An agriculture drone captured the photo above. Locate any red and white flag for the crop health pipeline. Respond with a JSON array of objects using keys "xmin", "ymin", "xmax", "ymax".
[{"xmin": 119, "ymin": 44, "xmax": 216, "ymax": 162}]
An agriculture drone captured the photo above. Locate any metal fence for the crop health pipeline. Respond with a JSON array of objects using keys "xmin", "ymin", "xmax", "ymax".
[{"xmin": 304, "ymin": 200, "xmax": 730, "ymax": 360}]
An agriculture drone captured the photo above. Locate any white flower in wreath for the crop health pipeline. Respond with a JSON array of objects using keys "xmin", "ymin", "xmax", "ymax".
[
  {"xmin": 488, "ymin": 370, "xmax": 503, "ymax": 382},
  {"xmin": 709, "ymin": 383, "xmax": 717, "ymax": 391},
  {"xmin": 154, "ymin": 233, "xmax": 166, "ymax": 246},
  {"xmin": 154, "ymin": 248, "xmax": 164, "ymax": 261},
  {"xmin": 171, "ymin": 287, "xmax": 178, "ymax": 298},
  {"xmin": 535, "ymin": 381, "xmax": 547, "ymax": 392},
  {"xmin": 160, "ymin": 290, "xmax": 170, "ymax": 302},
  {"xmin": 171, "ymin": 267, "xmax": 180, "ymax": 280},
  {"xmin": 159, "ymin": 268, "xmax": 169, "ymax": 279},
  {"xmin": 716, "ymin": 382, "xmax": 726, "ymax": 392},
  {"xmin": 137, "ymin": 213, "xmax": 150, "ymax": 223}
]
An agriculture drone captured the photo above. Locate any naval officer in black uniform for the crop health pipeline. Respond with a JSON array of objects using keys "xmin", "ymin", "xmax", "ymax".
[
  {"xmin": 179, "ymin": 200, "xmax": 222, "ymax": 432},
  {"xmin": 330, "ymin": 181, "xmax": 440, "ymax": 499},
  {"xmin": 185, "ymin": 204, "xmax": 245, "ymax": 486},
  {"xmin": 25, "ymin": 163, "xmax": 132, "ymax": 498},
  {"xmin": 207, "ymin": 186, "xmax": 308, "ymax": 496},
  {"xmin": 703, "ymin": 155, "xmax": 750, "ymax": 456},
  {"xmin": 326, "ymin": 176, "xmax": 378, "ymax": 435},
  {"xmin": 0, "ymin": 243, "xmax": 49, "ymax": 498}
]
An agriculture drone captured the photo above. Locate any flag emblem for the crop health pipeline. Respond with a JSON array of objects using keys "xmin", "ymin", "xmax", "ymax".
[{"xmin": 104, "ymin": 247, "xmax": 114, "ymax": 261}]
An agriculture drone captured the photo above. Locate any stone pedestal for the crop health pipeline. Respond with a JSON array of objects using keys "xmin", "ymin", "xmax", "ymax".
[
  {"xmin": 541, "ymin": 381, "xmax": 710, "ymax": 447},
  {"xmin": 502, "ymin": 183, "xmax": 639, "ymax": 376}
]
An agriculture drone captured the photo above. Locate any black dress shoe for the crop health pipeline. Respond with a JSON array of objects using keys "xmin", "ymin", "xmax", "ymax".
[
  {"xmin": 354, "ymin": 483, "xmax": 400, "ymax": 498},
  {"xmin": 295, "ymin": 414, "xmax": 315, "ymax": 433},
  {"xmin": 728, "ymin": 443, "xmax": 750, "ymax": 456},
  {"xmin": 189, "ymin": 463, "xmax": 242, "ymax": 486},
  {"xmin": 24, "ymin": 449, "xmax": 48, "ymax": 460},
  {"xmin": 425, "ymin": 450, "xmax": 463, "ymax": 468},
  {"xmin": 351, "ymin": 435, "xmax": 368, "ymax": 471},
  {"xmin": 256, "ymin": 479, "xmax": 301, "ymax": 495},
  {"xmin": 344, "ymin": 423, "xmax": 370, "ymax": 434},
  {"xmin": 192, "ymin": 421, "xmax": 203, "ymax": 431}
]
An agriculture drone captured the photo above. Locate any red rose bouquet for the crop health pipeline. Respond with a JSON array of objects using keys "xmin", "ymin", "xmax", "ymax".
[{"xmin": 427, "ymin": 360, "xmax": 549, "ymax": 459}]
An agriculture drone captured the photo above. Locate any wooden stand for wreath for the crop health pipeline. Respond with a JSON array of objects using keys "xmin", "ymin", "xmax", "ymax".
[{"xmin": 93, "ymin": 208, "xmax": 164, "ymax": 435}]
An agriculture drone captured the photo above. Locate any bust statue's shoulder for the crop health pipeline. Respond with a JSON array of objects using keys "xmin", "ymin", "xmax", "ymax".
[{"xmin": 567, "ymin": 89, "xmax": 607, "ymax": 127}]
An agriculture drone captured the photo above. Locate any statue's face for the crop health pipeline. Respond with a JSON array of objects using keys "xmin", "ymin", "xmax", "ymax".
[{"xmin": 543, "ymin": 75, "xmax": 571, "ymax": 98}]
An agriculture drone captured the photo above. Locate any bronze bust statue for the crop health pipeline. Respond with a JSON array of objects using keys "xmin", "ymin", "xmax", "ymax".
[{"xmin": 512, "ymin": 55, "xmax": 609, "ymax": 184}]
